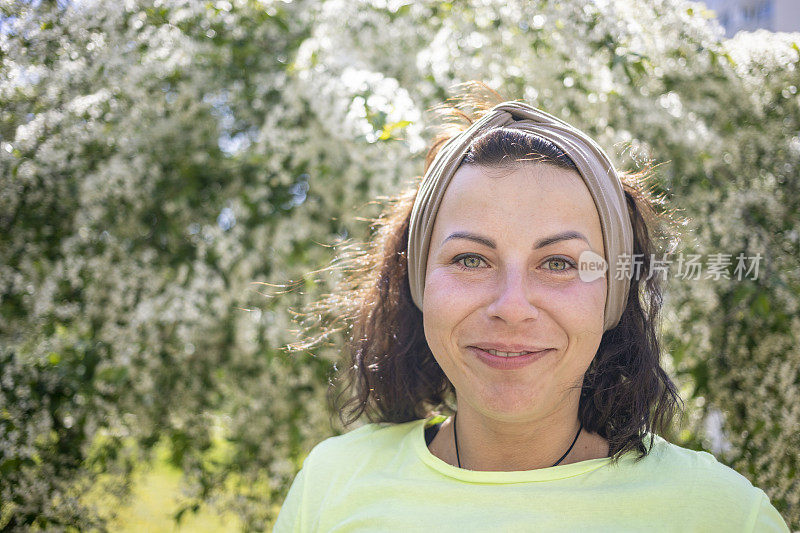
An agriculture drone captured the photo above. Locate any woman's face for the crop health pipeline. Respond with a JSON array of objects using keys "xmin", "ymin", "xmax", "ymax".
[{"xmin": 423, "ymin": 163, "xmax": 606, "ymax": 424}]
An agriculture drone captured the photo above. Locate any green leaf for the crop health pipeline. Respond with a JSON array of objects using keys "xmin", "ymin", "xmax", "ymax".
[{"xmin": 753, "ymin": 293, "xmax": 770, "ymax": 317}]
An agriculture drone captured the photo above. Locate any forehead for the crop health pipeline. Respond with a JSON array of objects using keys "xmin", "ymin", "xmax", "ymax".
[
  {"xmin": 445, "ymin": 163, "xmax": 585, "ymax": 200},
  {"xmin": 440, "ymin": 163, "xmax": 597, "ymax": 219},
  {"xmin": 431, "ymin": 163, "xmax": 603, "ymax": 247}
]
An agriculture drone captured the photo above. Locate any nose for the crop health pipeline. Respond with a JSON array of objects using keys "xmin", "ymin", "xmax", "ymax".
[{"xmin": 486, "ymin": 267, "xmax": 541, "ymax": 324}]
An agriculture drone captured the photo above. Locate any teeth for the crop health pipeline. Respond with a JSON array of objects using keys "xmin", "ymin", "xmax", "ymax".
[{"xmin": 487, "ymin": 349, "xmax": 532, "ymax": 357}]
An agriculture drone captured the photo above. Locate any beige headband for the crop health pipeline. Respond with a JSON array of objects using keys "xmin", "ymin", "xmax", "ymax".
[{"xmin": 407, "ymin": 101, "xmax": 633, "ymax": 332}]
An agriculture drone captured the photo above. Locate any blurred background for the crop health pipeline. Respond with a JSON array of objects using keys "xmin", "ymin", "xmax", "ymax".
[{"xmin": 1, "ymin": 0, "xmax": 798, "ymax": 530}]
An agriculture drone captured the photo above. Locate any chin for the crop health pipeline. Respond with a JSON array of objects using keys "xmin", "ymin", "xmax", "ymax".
[{"xmin": 470, "ymin": 385, "xmax": 545, "ymax": 420}]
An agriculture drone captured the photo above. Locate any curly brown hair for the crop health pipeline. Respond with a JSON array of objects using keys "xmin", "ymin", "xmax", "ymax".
[{"xmin": 295, "ymin": 81, "xmax": 684, "ymax": 464}]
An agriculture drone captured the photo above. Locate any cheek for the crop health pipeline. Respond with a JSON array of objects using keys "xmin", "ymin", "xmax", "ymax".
[
  {"xmin": 423, "ymin": 269, "xmax": 483, "ymax": 311},
  {"xmin": 544, "ymin": 277, "xmax": 607, "ymax": 335},
  {"xmin": 423, "ymin": 272, "xmax": 456, "ymax": 326},
  {"xmin": 551, "ymin": 279, "xmax": 607, "ymax": 376},
  {"xmin": 422, "ymin": 270, "xmax": 480, "ymax": 351}
]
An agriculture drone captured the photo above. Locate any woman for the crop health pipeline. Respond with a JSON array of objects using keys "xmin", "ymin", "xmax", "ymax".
[{"xmin": 274, "ymin": 84, "xmax": 788, "ymax": 532}]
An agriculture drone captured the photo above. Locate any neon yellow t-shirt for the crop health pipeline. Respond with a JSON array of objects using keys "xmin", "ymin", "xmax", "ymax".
[{"xmin": 274, "ymin": 416, "xmax": 789, "ymax": 532}]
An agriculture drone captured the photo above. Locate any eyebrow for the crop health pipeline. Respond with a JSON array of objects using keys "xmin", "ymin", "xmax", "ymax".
[{"xmin": 442, "ymin": 230, "xmax": 590, "ymax": 250}]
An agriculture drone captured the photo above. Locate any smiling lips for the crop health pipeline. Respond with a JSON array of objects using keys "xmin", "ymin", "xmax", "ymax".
[
  {"xmin": 484, "ymin": 348, "xmax": 536, "ymax": 358},
  {"xmin": 471, "ymin": 344, "xmax": 552, "ymax": 357},
  {"xmin": 468, "ymin": 345, "xmax": 554, "ymax": 370}
]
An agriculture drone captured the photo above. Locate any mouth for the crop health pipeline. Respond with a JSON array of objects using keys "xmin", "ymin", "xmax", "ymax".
[
  {"xmin": 470, "ymin": 344, "xmax": 553, "ymax": 357},
  {"xmin": 468, "ymin": 346, "xmax": 554, "ymax": 370},
  {"xmin": 482, "ymin": 348, "xmax": 538, "ymax": 358}
]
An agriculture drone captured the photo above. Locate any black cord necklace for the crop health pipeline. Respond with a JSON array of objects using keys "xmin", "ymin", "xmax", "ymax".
[{"xmin": 452, "ymin": 412, "xmax": 583, "ymax": 469}]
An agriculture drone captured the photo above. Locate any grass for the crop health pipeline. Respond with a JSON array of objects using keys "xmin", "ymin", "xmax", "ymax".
[{"xmin": 88, "ymin": 445, "xmax": 242, "ymax": 532}]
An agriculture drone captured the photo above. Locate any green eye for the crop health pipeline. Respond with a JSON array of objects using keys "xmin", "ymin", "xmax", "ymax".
[
  {"xmin": 454, "ymin": 254, "xmax": 486, "ymax": 269},
  {"xmin": 545, "ymin": 257, "xmax": 572, "ymax": 271},
  {"xmin": 462, "ymin": 256, "xmax": 483, "ymax": 268}
]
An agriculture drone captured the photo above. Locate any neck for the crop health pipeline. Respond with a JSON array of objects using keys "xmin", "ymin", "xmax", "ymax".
[{"xmin": 440, "ymin": 400, "xmax": 606, "ymax": 471}]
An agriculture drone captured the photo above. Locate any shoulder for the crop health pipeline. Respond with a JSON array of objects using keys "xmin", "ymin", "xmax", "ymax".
[
  {"xmin": 274, "ymin": 421, "xmax": 418, "ymax": 533},
  {"xmin": 644, "ymin": 435, "xmax": 757, "ymax": 491},
  {"xmin": 307, "ymin": 419, "xmax": 418, "ymax": 457},
  {"xmin": 301, "ymin": 419, "xmax": 421, "ymax": 477},
  {"xmin": 631, "ymin": 435, "xmax": 782, "ymax": 528}
]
